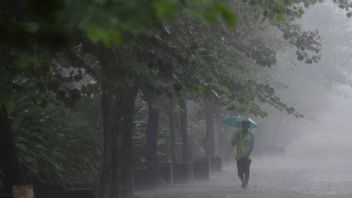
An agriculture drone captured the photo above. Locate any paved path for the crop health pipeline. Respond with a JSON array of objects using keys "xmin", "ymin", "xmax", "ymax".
[{"xmin": 136, "ymin": 156, "xmax": 352, "ymax": 198}]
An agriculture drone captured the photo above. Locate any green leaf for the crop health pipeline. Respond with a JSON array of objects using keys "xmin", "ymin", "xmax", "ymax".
[
  {"xmin": 85, "ymin": 24, "xmax": 121, "ymax": 47},
  {"xmin": 154, "ymin": 0, "xmax": 178, "ymax": 19},
  {"xmin": 213, "ymin": 3, "xmax": 237, "ymax": 27},
  {"xmin": 274, "ymin": 1, "xmax": 287, "ymax": 11}
]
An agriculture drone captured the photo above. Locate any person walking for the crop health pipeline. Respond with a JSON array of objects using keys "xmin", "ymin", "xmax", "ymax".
[{"xmin": 231, "ymin": 120, "xmax": 254, "ymax": 189}]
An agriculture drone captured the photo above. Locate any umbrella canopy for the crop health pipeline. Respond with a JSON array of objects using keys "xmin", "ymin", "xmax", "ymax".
[{"xmin": 222, "ymin": 116, "xmax": 257, "ymax": 128}]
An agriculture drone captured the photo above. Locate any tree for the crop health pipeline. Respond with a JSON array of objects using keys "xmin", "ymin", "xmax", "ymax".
[
  {"xmin": 144, "ymin": 91, "xmax": 164, "ymax": 187},
  {"xmin": 179, "ymin": 100, "xmax": 191, "ymax": 163},
  {"xmin": 1, "ymin": 1, "xmax": 329, "ymax": 198}
]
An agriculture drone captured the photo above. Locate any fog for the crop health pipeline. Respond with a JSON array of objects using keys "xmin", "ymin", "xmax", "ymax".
[
  {"xmin": 252, "ymin": 2, "xmax": 352, "ymax": 196},
  {"xmin": 280, "ymin": 2, "xmax": 352, "ymax": 161},
  {"xmin": 256, "ymin": 1, "xmax": 352, "ymax": 158},
  {"xmin": 138, "ymin": 2, "xmax": 352, "ymax": 198},
  {"xmin": 4, "ymin": 1, "xmax": 352, "ymax": 198}
]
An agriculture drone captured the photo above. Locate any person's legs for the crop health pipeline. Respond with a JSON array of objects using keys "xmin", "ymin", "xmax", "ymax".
[
  {"xmin": 243, "ymin": 159, "xmax": 252, "ymax": 189},
  {"xmin": 236, "ymin": 159, "xmax": 245, "ymax": 187}
]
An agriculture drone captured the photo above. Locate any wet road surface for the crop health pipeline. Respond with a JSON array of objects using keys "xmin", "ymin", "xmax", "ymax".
[{"xmin": 136, "ymin": 156, "xmax": 352, "ymax": 198}]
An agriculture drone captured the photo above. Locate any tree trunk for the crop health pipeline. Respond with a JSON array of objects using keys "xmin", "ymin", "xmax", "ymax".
[
  {"xmin": 108, "ymin": 88, "xmax": 138, "ymax": 198},
  {"xmin": 95, "ymin": 44, "xmax": 128, "ymax": 198},
  {"xmin": 215, "ymin": 111, "xmax": 225, "ymax": 157},
  {"xmin": 205, "ymin": 100, "xmax": 215, "ymax": 158},
  {"xmin": 95, "ymin": 43, "xmax": 119, "ymax": 198},
  {"xmin": 110, "ymin": 99, "xmax": 123, "ymax": 198},
  {"xmin": 90, "ymin": 42, "xmax": 138, "ymax": 198},
  {"xmin": 98, "ymin": 90, "xmax": 115, "ymax": 198},
  {"xmin": 145, "ymin": 96, "xmax": 163, "ymax": 187},
  {"xmin": 167, "ymin": 99, "xmax": 177, "ymax": 164},
  {"xmin": 118, "ymin": 87, "xmax": 138, "ymax": 196},
  {"xmin": 217, "ymin": 121, "xmax": 225, "ymax": 157},
  {"xmin": 0, "ymin": 106, "xmax": 27, "ymax": 194},
  {"xmin": 179, "ymin": 101, "xmax": 190, "ymax": 163}
]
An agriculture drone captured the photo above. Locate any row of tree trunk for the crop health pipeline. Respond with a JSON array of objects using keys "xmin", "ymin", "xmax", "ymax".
[
  {"xmin": 85, "ymin": 33, "xmax": 217, "ymax": 198},
  {"xmin": 0, "ymin": 94, "xmax": 216, "ymax": 198},
  {"xmin": 0, "ymin": 45, "xmax": 217, "ymax": 198},
  {"xmin": 98, "ymin": 90, "xmax": 193, "ymax": 197},
  {"xmin": 81, "ymin": 70, "xmax": 219, "ymax": 198}
]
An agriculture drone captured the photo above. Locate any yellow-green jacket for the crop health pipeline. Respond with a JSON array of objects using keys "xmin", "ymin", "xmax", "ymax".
[{"xmin": 231, "ymin": 132, "xmax": 254, "ymax": 160}]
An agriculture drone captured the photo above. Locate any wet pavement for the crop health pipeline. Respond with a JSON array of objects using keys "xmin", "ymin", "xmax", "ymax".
[{"xmin": 136, "ymin": 156, "xmax": 352, "ymax": 198}]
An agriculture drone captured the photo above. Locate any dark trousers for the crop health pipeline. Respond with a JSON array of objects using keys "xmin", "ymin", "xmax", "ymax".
[{"xmin": 236, "ymin": 158, "xmax": 251, "ymax": 188}]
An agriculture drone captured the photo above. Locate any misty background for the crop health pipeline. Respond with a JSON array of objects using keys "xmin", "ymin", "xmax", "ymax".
[{"xmin": 253, "ymin": 1, "xmax": 352, "ymax": 167}]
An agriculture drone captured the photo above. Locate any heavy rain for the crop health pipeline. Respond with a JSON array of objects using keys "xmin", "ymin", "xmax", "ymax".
[{"xmin": 1, "ymin": 1, "xmax": 352, "ymax": 198}]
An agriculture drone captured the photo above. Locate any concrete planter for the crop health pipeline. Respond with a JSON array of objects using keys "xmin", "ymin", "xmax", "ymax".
[
  {"xmin": 210, "ymin": 156, "xmax": 222, "ymax": 172},
  {"xmin": 13, "ymin": 185, "xmax": 34, "ymax": 198},
  {"xmin": 193, "ymin": 158, "xmax": 210, "ymax": 180},
  {"xmin": 34, "ymin": 184, "xmax": 95, "ymax": 198},
  {"xmin": 172, "ymin": 163, "xmax": 191, "ymax": 183},
  {"xmin": 160, "ymin": 164, "xmax": 173, "ymax": 184},
  {"xmin": 132, "ymin": 168, "xmax": 152, "ymax": 190}
]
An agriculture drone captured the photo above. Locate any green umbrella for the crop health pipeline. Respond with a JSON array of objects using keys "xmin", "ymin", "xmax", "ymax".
[{"xmin": 222, "ymin": 116, "xmax": 257, "ymax": 128}]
